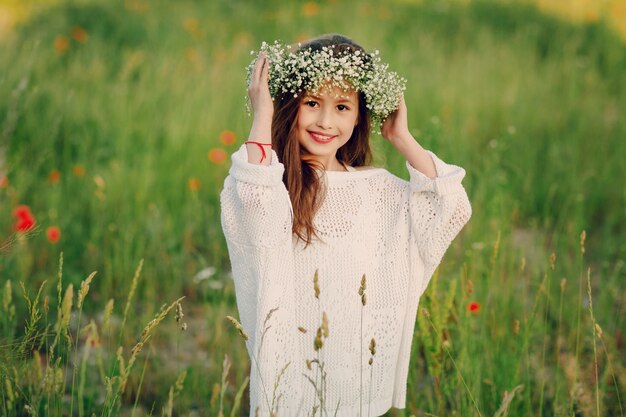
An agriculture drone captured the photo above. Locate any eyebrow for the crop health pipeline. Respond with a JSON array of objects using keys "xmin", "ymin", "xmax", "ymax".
[{"xmin": 305, "ymin": 93, "xmax": 356, "ymax": 105}]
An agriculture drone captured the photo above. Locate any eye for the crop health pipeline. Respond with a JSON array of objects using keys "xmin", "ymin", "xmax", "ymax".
[
  {"xmin": 337, "ymin": 104, "xmax": 349, "ymax": 111},
  {"xmin": 304, "ymin": 100, "xmax": 318, "ymax": 107}
]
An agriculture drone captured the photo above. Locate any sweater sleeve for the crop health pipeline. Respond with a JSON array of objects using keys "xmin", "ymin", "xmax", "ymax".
[
  {"xmin": 219, "ymin": 144, "xmax": 300, "ymax": 416},
  {"xmin": 220, "ymin": 144, "xmax": 293, "ymax": 247},
  {"xmin": 406, "ymin": 150, "xmax": 472, "ymax": 296}
]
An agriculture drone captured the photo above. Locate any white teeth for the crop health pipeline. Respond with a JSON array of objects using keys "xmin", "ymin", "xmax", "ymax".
[{"xmin": 310, "ymin": 132, "xmax": 333, "ymax": 141}]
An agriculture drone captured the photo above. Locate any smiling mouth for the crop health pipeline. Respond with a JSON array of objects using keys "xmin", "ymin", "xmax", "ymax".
[{"xmin": 308, "ymin": 131, "xmax": 337, "ymax": 143}]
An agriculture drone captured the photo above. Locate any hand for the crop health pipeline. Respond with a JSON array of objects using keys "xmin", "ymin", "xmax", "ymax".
[
  {"xmin": 248, "ymin": 52, "xmax": 274, "ymax": 120},
  {"xmin": 381, "ymin": 96, "xmax": 437, "ymax": 177},
  {"xmin": 381, "ymin": 95, "xmax": 412, "ymax": 145}
]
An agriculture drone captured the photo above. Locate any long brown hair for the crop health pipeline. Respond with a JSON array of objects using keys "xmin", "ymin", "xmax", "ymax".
[{"xmin": 271, "ymin": 34, "xmax": 373, "ymax": 246}]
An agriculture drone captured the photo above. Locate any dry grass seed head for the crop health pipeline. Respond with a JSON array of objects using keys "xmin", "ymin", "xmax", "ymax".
[
  {"xmin": 594, "ymin": 323, "xmax": 603, "ymax": 338},
  {"xmin": 175, "ymin": 301, "xmax": 188, "ymax": 331},
  {"xmin": 32, "ymin": 351, "xmax": 43, "ymax": 381},
  {"xmin": 123, "ymin": 259, "xmax": 144, "ymax": 326},
  {"xmin": 263, "ymin": 307, "xmax": 279, "ymax": 327},
  {"xmin": 58, "ymin": 284, "xmax": 74, "ymax": 332},
  {"xmin": 314, "ymin": 327, "xmax": 323, "ymax": 351},
  {"xmin": 78, "ymin": 271, "xmax": 97, "ymax": 309},
  {"xmin": 512, "ymin": 319, "xmax": 520, "ymax": 336},
  {"xmin": 103, "ymin": 299, "xmax": 114, "ymax": 331},
  {"xmin": 493, "ymin": 384, "xmax": 524, "ymax": 417},
  {"xmin": 313, "ymin": 269, "xmax": 320, "ymax": 299},
  {"xmin": 580, "ymin": 230, "xmax": 587, "ymax": 255},
  {"xmin": 226, "ymin": 315, "xmax": 249, "ymax": 341}
]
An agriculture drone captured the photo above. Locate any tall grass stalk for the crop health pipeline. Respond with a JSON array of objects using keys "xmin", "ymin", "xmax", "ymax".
[
  {"xmin": 218, "ymin": 354, "xmax": 230, "ymax": 417},
  {"xmin": 553, "ymin": 276, "xmax": 567, "ymax": 413},
  {"xmin": 358, "ymin": 274, "xmax": 366, "ymax": 417},
  {"xmin": 131, "ymin": 346, "xmax": 152, "ymax": 417},
  {"xmin": 514, "ymin": 253, "xmax": 551, "ymax": 413},
  {"xmin": 570, "ymin": 230, "xmax": 586, "ymax": 415},
  {"xmin": 586, "ymin": 267, "xmax": 600, "ymax": 417},
  {"xmin": 78, "ymin": 320, "xmax": 98, "ymax": 417},
  {"xmin": 229, "ymin": 375, "xmax": 250, "ymax": 417},
  {"xmin": 105, "ymin": 296, "xmax": 185, "ymax": 416},
  {"xmin": 162, "ymin": 369, "xmax": 186, "ymax": 417},
  {"xmin": 225, "ymin": 314, "xmax": 272, "ymax": 415},
  {"xmin": 538, "ymin": 253, "xmax": 555, "ymax": 417},
  {"xmin": 120, "ymin": 259, "xmax": 144, "ymax": 344},
  {"xmin": 71, "ymin": 271, "xmax": 97, "ymax": 417},
  {"xmin": 493, "ymin": 384, "xmax": 525, "ymax": 417},
  {"xmin": 423, "ymin": 311, "xmax": 484, "ymax": 417},
  {"xmin": 367, "ymin": 338, "xmax": 376, "ymax": 417},
  {"xmin": 596, "ymin": 330, "xmax": 624, "ymax": 417},
  {"xmin": 18, "ymin": 280, "xmax": 46, "ymax": 357}
]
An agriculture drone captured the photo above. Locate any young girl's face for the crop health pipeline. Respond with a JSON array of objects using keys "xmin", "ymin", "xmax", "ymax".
[{"xmin": 296, "ymin": 85, "xmax": 359, "ymax": 169}]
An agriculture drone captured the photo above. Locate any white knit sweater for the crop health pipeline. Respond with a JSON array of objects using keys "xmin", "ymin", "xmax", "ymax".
[{"xmin": 220, "ymin": 144, "xmax": 471, "ymax": 417}]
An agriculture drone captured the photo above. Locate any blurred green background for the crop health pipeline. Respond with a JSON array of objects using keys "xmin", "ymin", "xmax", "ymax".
[{"xmin": 1, "ymin": 0, "xmax": 625, "ymax": 416}]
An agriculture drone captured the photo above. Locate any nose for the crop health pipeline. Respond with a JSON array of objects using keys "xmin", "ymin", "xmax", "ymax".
[{"xmin": 315, "ymin": 107, "xmax": 333, "ymax": 130}]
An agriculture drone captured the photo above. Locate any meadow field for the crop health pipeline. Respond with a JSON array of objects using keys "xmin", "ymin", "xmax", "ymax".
[{"xmin": 1, "ymin": 0, "xmax": 625, "ymax": 415}]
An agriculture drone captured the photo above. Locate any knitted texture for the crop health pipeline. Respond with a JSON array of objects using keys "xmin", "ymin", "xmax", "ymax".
[{"xmin": 220, "ymin": 144, "xmax": 471, "ymax": 416}]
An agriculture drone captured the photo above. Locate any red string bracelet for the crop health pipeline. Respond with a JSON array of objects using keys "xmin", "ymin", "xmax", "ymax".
[{"xmin": 244, "ymin": 141, "xmax": 272, "ymax": 163}]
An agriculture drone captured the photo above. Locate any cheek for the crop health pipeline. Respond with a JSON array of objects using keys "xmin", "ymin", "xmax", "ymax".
[
  {"xmin": 296, "ymin": 107, "xmax": 313, "ymax": 130},
  {"xmin": 342, "ymin": 114, "xmax": 359, "ymax": 134}
]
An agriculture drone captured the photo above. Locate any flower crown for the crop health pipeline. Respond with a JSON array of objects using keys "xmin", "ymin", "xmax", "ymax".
[{"xmin": 246, "ymin": 41, "xmax": 407, "ymax": 126}]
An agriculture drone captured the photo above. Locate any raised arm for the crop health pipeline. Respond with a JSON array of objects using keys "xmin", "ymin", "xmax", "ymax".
[
  {"xmin": 246, "ymin": 52, "xmax": 274, "ymax": 165},
  {"xmin": 381, "ymin": 96, "xmax": 436, "ymax": 178},
  {"xmin": 220, "ymin": 51, "xmax": 299, "ymax": 415},
  {"xmin": 382, "ymin": 95, "xmax": 471, "ymax": 296}
]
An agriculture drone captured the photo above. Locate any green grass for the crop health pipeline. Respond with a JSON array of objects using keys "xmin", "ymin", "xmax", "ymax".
[{"xmin": 1, "ymin": 0, "xmax": 625, "ymax": 415}]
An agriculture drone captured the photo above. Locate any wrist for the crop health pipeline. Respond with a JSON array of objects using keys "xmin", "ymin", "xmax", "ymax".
[
  {"xmin": 388, "ymin": 130, "xmax": 414, "ymax": 149},
  {"xmin": 253, "ymin": 108, "xmax": 274, "ymax": 122}
]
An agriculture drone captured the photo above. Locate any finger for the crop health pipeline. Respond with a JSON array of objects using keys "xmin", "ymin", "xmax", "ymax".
[
  {"xmin": 260, "ymin": 55, "xmax": 270, "ymax": 84},
  {"xmin": 397, "ymin": 94, "xmax": 406, "ymax": 110},
  {"xmin": 253, "ymin": 51, "xmax": 265, "ymax": 82}
]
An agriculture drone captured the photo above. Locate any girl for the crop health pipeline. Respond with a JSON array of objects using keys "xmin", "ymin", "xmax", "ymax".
[{"xmin": 220, "ymin": 34, "xmax": 471, "ymax": 416}]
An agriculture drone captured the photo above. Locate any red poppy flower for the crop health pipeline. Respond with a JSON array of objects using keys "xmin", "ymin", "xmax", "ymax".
[
  {"xmin": 13, "ymin": 205, "xmax": 36, "ymax": 232},
  {"xmin": 185, "ymin": 48, "xmax": 199, "ymax": 63},
  {"xmin": 187, "ymin": 178, "xmax": 200, "ymax": 191},
  {"xmin": 302, "ymin": 2, "xmax": 320, "ymax": 17},
  {"xmin": 183, "ymin": 17, "xmax": 200, "ymax": 36},
  {"xmin": 72, "ymin": 165, "xmax": 85, "ymax": 176},
  {"xmin": 208, "ymin": 148, "xmax": 227, "ymax": 164},
  {"xmin": 0, "ymin": 175, "xmax": 8, "ymax": 188},
  {"xmin": 54, "ymin": 35, "xmax": 69, "ymax": 54},
  {"xmin": 71, "ymin": 27, "xmax": 88, "ymax": 43},
  {"xmin": 49, "ymin": 170, "xmax": 61, "ymax": 183},
  {"xmin": 46, "ymin": 226, "xmax": 61, "ymax": 244},
  {"xmin": 468, "ymin": 301, "xmax": 481, "ymax": 313},
  {"xmin": 219, "ymin": 130, "xmax": 237, "ymax": 146}
]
